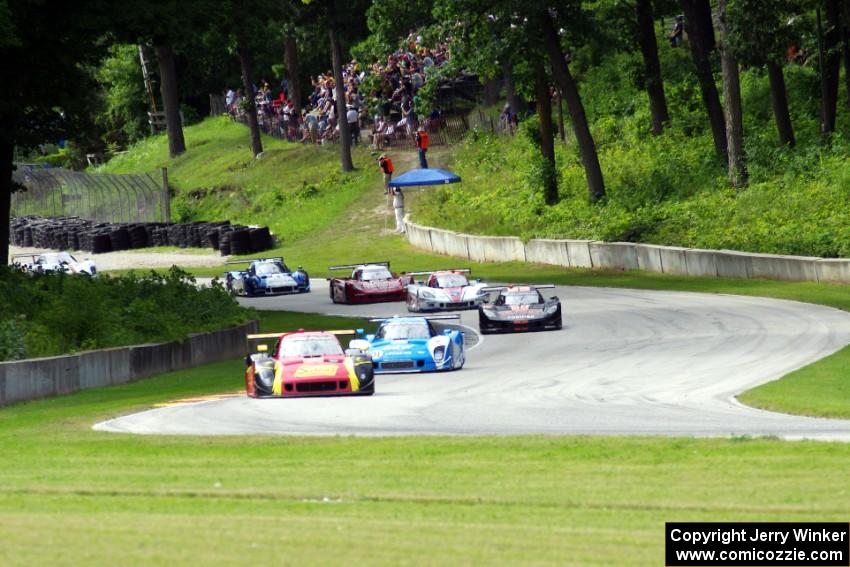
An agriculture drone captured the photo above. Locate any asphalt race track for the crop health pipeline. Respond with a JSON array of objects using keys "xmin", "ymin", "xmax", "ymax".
[{"xmin": 95, "ymin": 281, "xmax": 850, "ymax": 439}]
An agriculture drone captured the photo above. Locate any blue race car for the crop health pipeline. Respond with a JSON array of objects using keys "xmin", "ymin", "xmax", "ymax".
[
  {"xmin": 349, "ymin": 315, "xmax": 465, "ymax": 373},
  {"xmin": 224, "ymin": 257, "xmax": 310, "ymax": 296}
]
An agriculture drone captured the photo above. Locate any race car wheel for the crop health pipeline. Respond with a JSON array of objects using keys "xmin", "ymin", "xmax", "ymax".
[
  {"xmin": 330, "ymin": 284, "xmax": 338, "ymax": 303},
  {"xmin": 478, "ymin": 314, "xmax": 493, "ymax": 335},
  {"xmin": 453, "ymin": 345, "xmax": 465, "ymax": 370},
  {"xmin": 357, "ymin": 379, "xmax": 375, "ymax": 396}
]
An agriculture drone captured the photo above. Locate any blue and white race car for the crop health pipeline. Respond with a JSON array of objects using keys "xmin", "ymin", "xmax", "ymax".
[
  {"xmin": 224, "ymin": 257, "xmax": 310, "ymax": 296},
  {"xmin": 349, "ymin": 315, "xmax": 465, "ymax": 373}
]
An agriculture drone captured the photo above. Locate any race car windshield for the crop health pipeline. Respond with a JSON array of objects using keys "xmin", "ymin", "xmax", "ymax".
[
  {"xmin": 503, "ymin": 292, "xmax": 542, "ymax": 305},
  {"xmin": 377, "ymin": 322, "xmax": 432, "ymax": 340},
  {"xmin": 280, "ymin": 336, "xmax": 343, "ymax": 357},
  {"xmin": 51, "ymin": 253, "xmax": 76, "ymax": 263},
  {"xmin": 255, "ymin": 262, "xmax": 287, "ymax": 276},
  {"xmin": 436, "ymin": 275, "xmax": 468, "ymax": 288},
  {"xmin": 361, "ymin": 268, "xmax": 393, "ymax": 281}
]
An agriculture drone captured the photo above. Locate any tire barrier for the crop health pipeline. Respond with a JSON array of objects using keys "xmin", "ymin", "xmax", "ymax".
[{"xmin": 9, "ymin": 216, "xmax": 275, "ymax": 256}]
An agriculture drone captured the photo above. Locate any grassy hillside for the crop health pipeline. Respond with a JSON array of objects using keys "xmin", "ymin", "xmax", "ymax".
[
  {"xmin": 98, "ymin": 117, "xmax": 380, "ymax": 243},
  {"xmin": 413, "ymin": 51, "xmax": 850, "ymax": 258}
]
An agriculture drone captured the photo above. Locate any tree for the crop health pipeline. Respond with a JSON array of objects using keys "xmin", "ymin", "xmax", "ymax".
[
  {"xmin": 155, "ymin": 44, "xmax": 187, "ymax": 158},
  {"xmin": 1, "ymin": 0, "xmax": 109, "ymax": 265},
  {"xmin": 540, "ymin": 9, "xmax": 606, "ymax": 202},
  {"xmin": 817, "ymin": 0, "xmax": 842, "ymax": 135},
  {"xmin": 237, "ymin": 41, "xmax": 264, "ymax": 157},
  {"xmin": 636, "ymin": 0, "xmax": 670, "ymax": 134},
  {"xmin": 681, "ymin": 0, "xmax": 728, "ymax": 161},
  {"xmin": 726, "ymin": 0, "xmax": 796, "ymax": 147},
  {"xmin": 329, "ymin": 23, "xmax": 353, "ymax": 171},
  {"xmin": 283, "ymin": 32, "xmax": 303, "ymax": 114},
  {"xmin": 533, "ymin": 62, "xmax": 558, "ymax": 205},
  {"xmin": 717, "ymin": 0, "xmax": 746, "ymax": 187}
]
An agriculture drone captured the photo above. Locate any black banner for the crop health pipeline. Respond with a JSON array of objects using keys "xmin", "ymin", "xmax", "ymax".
[{"xmin": 666, "ymin": 522, "xmax": 849, "ymax": 566}]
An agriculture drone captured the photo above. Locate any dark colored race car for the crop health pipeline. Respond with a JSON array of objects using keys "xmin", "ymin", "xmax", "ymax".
[
  {"xmin": 244, "ymin": 329, "xmax": 374, "ymax": 398},
  {"xmin": 478, "ymin": 285, "xmax": 562, "ymax": 334},
  {"xmin": 225, "ymin": 257, "xmax": 310, "ymax": 297},
  {"xmin": 327, "ymin": 261, "xmax": 412, "ymax": 304}
]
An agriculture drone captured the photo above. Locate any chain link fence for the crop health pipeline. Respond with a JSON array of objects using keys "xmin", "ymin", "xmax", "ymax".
[{"xmin": 11, "ymin": 165, "xmax": 166, "ymax": 223}]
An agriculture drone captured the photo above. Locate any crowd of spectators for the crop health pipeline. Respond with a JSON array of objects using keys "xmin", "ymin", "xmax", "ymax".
[{"xmin": 222, "ymin": 31, "xmax": 452, "ymax": 149}]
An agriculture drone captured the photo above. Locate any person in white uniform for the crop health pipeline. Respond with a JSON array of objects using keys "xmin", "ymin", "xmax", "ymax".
[{"xmin": 392, "ymin": 187, "xmax": 405, "ymax": 233}]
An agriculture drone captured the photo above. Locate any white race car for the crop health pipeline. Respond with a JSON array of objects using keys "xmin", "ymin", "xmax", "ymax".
[
  {"xmin": 12, "ymin": 252, "xmax": 97, "ymax": 277},
  {"xmin": 406, "ymin": 268, "xmax": 489, "ymax": 312}
]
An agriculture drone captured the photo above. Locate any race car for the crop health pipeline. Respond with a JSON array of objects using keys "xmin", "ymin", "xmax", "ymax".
[
  {"xmin": 327, "ymin": 261, "xmax": 412, "ymax": 304},
  {"xmin": 478, "ymin": 285, "xmax": 562, "ymax": 334},
  {"xmin": 348, "ymin": 315, "xmax": 465, "ymax": 373},
  {"xmin": 244, "ymin": 329, "xmax": 374, "ymax": 398},
  {"xmin": 12, "ymin": 252, "xmax": 96, "ymax": 277},
  {"xmin": 406, "ymin": 268, "xmax": 488, "ymax": 312},
  {"xmin": 225, "ymin": 257, "xmax": 309, "ymax": 296}
]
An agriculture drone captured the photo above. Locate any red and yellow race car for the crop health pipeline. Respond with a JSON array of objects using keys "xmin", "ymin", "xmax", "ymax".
[
  {"xmin": 245, "ymin": 330, "xmax": 375, "ymax": 398},
  {"xmin": 327, "ymin": 261, "xmax": 412, "ymax": 304}
]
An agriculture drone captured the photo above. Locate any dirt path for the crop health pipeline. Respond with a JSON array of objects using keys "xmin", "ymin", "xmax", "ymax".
[{"xmin": 8, "ymin": 245, "xmax": 224, "ymax": 271}]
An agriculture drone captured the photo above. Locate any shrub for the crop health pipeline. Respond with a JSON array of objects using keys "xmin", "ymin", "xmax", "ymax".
[{"xmin": 0, "ymin": 267, "xmax": 249, "ymax": 361}]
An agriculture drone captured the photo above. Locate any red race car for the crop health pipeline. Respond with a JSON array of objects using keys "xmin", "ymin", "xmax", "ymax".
[
  {"xmin": 245, "ymin": 330, "xmax": 375, "ymax": 398},
  {"xmin": 327, "ymin": 261, "xmax": 412, "ymax": 304}
]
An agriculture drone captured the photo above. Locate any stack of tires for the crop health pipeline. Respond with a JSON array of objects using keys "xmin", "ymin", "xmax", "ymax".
[{"xmin": 9, "ymin": 216, "xmax": 276, "ymax": 256}]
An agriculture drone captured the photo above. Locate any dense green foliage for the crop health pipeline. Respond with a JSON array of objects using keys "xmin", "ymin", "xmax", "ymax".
[
  {"xmin": 414, "ymin": 48, "xmax": 850, "ymax": 257},
  {"xmin": 0, "ymin": 266, "xmax": 247, "ymax": 360}
]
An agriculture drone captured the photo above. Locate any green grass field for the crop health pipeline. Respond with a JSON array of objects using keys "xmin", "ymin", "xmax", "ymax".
[{"xmin": 2, "ymin": 338, "xmax": 850, "ymax": 565}]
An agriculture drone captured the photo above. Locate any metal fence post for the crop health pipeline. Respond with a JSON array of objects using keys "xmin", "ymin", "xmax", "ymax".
[{"xmin": 160, "ymin": 167, "xmax": 171, "ymax": 223}]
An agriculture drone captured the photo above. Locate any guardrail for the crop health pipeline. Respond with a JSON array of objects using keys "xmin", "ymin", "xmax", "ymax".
[
  {"xmin": 0, "ymin": 320, "xmax": 259, "ymax": 407},
  {"xmin": 404, "ymin": 220, "xmax": 850, "ymax": 284}
]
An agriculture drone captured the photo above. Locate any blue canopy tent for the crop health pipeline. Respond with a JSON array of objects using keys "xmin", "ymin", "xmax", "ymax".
[
  {"xmin": 387, "ymin": 168, "xmax": 461, "ymax": 187},
  {"xmin": 385, "ymin": 168, "xmax": 461, "ymax": 231}
]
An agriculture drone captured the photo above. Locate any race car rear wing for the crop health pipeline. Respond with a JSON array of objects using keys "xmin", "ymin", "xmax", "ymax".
[
  {"xmin": 369, "ymin": 315, "xmax": 461, "ymax": 322},
  {"xmin": 328, "ymin": 261, "xmax": 390, "ymax": 270},
  {"xmin": 480, "ymin": 284, "xmax": 556, "ymax": 293},
  {"xmin": 247, "ymin": 329, "xmax": 364, "ymax": 340},
  {"xmin": 225, "ymin": 257, "xmax": 284, "ymax": 265},
  {"xmin": 403, "ymin": 268, "xmax": 471, "ymax": 277}
]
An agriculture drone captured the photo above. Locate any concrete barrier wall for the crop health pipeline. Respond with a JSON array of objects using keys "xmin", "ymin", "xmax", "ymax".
[
  {"xmin": 589, "ymin": 242, "xmax": 639, "ymax": 270},
  {"xmin": 0, "ymin": 320, "xmax": 259, "ymax": 407},
  {"xmin": 404, "ymin": 222, "xmax": 850, "ymax": 285}
]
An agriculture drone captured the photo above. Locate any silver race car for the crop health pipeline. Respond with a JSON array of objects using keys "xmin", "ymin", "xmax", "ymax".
[
  {"xmin": 406, "ymin": 268, "xmax": 489, "ymax": 312},
  {"xmin": 12, "ymin": 252, "xmax": 97, "ymax": 277}
]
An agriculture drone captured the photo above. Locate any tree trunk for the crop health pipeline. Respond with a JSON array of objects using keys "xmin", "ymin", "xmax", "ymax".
[
  {"xmin": 557, "ymin": 91, "xmax": 566, "ymax": 142},
  {"xmin": 155, "ymin": 44, "xmax": 186, "ymax": 158},
  {"xmin": 844, "ymin": 26, "xmax": 850, "ymax": 114},
  {"xmin": 681, "ymin": 0, "xmax": 727, "ymax": 161},
  {"xmin": 766, "ymin": 60, "xmax": 795, "ymax": 147},
  {"xmin": 636, "ymin": 0, "xmax": 669, "ymax": 135},
  {"xmin": 0, "ymin": 138, "xmax": 12, "ymax": 266},
  {"xmin": 717, "ymin": 0, "xmax": 746, "ymax": 187},
  {"xmin": 237, "ymin": 43, "xmax": 264, "ymax": 158},
  {"xmin": 283, "ymin": 33, "xmax": 302, "ymax": 115},
  {"xmin": 817, "ymin": 2, "xmax": 841, "ymax": 135},
  {"xmin": 329, "ymin": 27, "xmax": 353, "ymax": 172},
  {"xmin": 540, "ymin": 12, "xmax": 605, "ymax": 202},
  {"xmin": 483, "ymin": 78, "xmax": 501, "ymax": 106},
  {"xmin": 503, "ymin": 59, "xmax": 522, "ymax": 118},
  {"xmin": 534, "ymin": 62, "xmax": 558, "ymax": 205}
]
